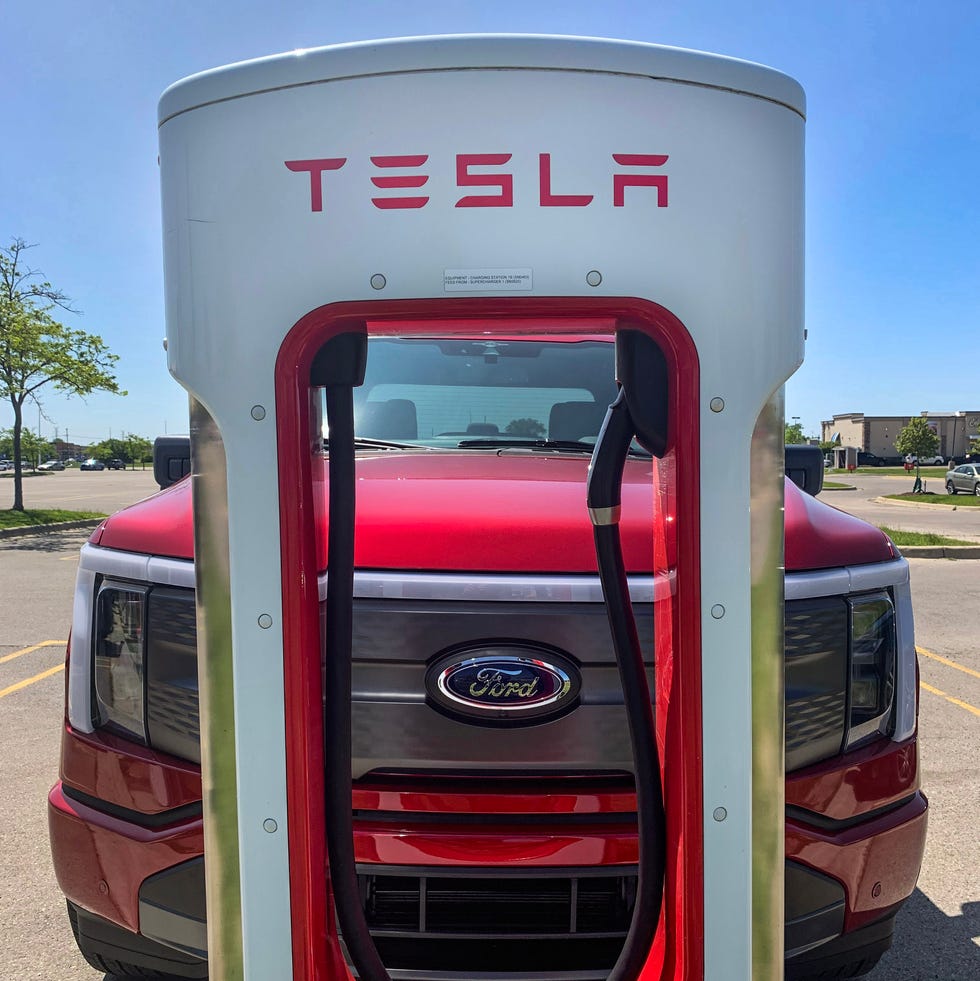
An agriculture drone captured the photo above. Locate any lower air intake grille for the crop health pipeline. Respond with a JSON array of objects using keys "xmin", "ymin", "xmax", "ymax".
[{"xmin": 356, "ymin": 866, "xmax": 636, "ymax": 980}]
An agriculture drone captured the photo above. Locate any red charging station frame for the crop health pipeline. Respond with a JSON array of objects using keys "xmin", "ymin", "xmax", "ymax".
[{"xmin": 273, "ymin": 296, "xmax": 704, "ymax": 980}]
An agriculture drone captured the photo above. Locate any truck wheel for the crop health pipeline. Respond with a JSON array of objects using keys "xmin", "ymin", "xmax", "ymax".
[{"xmin": 947, "ymin": 481, "xmax": 956, "ymax": 495}]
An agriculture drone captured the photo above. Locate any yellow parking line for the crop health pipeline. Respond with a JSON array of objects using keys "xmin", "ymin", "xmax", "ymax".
[
  {"xmin": 917, "ymin": 646, "xmax": 980, "ymax": 680},
  {"xmin": 920, "ymin": 680, "xmax": 980, "ymax": 719},
  {"xmin": 0, "ymin": 640, "xmax": 67, "ymax": 665},
  {"xmin": 0, "ymin": 663, "xmax": 65, "ymax": 699}
]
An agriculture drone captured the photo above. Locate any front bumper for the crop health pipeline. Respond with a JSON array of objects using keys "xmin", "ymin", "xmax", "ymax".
[{"xmin": 50, "ymin": 726, "xmax": 927, "ymax": 972}]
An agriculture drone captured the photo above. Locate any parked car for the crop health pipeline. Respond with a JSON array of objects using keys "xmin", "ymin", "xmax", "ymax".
[
  {"xmin": 904, "ymin": 454, "xmax": 944, "ymax": 467},
  {"xmin": 857, "ymin": 451, "xmax": 884, "ymax": 467},
  {"xmin": 106, "ymin": 458, "xmax": 126, "ymax": 470},
  {"xmin": 39, "ymin": 459, "xmax": 66, "ymax": 471},
  {"xmin": 80, "ymin": 458, "xmax": 106, "ymax": 471},
  {"xmin": 0, "ymin": 460, "xmax": 11, "ymax": 471},
  {"xmin": 945, "ymin": 463, "xmax": 980, "ymax": 496}
]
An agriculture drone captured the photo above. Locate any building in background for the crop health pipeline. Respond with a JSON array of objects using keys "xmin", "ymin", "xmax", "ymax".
[
  {"xmin": 51, "ymin": 439, "xmax": 87, "ymax": 462},
  {"xmin": 821, "ymin": 411, "xmax": 980, "ymax": 462}
]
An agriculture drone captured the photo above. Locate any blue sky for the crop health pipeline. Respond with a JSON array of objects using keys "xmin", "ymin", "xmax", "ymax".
[{"xmin": 2, "ymin": 1, "xmax": 977, "ymax": 446}]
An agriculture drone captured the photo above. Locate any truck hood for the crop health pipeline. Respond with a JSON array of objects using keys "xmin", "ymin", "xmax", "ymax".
[
  {"xmin": 784, "ymin": 477, "xmax": 894, "ymax": 570},
  {"xmin": 90, "ymin": 452, "xmax": 894, "ymax": 573},
  {"xmin": 90, "ymin": 451, "xmax": 654, "ymax": 573}
]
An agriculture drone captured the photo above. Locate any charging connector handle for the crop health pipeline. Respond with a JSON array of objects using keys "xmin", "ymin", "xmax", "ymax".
[
  {"xmin": 588, "ymin": 390, "xmax": 667, "ymax": 981},
  {"xmin": 587, "ymin": 389, "xmax": 635, "ymax": 521},
  {"xmin": 319, "ymin": 331, "xmax": 394, "ymax": 981}
]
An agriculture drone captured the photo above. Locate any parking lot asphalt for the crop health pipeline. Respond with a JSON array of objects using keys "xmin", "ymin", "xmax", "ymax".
[
  {"xmin": 1, "ymin": 467, "xmax": 159, "ymax": 518},
  {"xmin": 1, "ymin": 473, "xmax": 977, "ymax": 979}
]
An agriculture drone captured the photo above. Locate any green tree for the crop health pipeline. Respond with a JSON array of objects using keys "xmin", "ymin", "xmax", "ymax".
[
  {"xmin": 92, "ymin": 436, "xmax": 134, "ymax": 463},
  {"xmin": 784, "ymin": 421, "xmax": 806, "ymax": 444},
  {"xmin": 894, "ymin": 417, "xmax": 940, "ymax": 485},
  {"xmin": 0, "ymin": 239, "xmax": 124, "ymax": 509},
  {"xmin": 125, "ymin": 433, "xmax": 153, "ymax": 470},
  {"xmin": 505, "ymin": 417, "xmax": 546, "ymax": 438},
  {"xmin": 91, "ymin": 433, "xmax": 152, "ymax": 469},
  {"xmin": 6, "ymin": 428, "xmax": 53, "ymax": 468}
]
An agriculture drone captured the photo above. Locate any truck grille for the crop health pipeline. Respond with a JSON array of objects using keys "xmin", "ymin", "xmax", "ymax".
[
  {"xmin": 145, "ymin": 586, "xmax": 853, "ymax": 775},
  {"xmin": 784, "ymin": 597, "xmax": 849, "ymax": 771},
  {"xmin": 146, "ymin": 587, "xmax": 201, "ymax": 763},
  {"xmin": 357, "ymin": 866, "xmax": 636, "ymax": 980}
]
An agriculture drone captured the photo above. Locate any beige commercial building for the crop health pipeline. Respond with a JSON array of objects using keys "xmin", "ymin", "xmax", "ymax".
[{"xmin": 821, "ymin": 411, "xmax": 980, "ymax": 461}]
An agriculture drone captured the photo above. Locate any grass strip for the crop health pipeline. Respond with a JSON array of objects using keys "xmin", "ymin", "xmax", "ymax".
[
  {"xmin": 884, "ymin": 493, "xmax": 980, "ymax": 507},
  {"xmin": 0, "ymin": 508, "xmax": 106, "ymax": 530},
  {"xmin": 828, "ymin": 467, "xmax": 949, "ymax": 477},
  {"xmin": 879, "ymin": 526, "xmax": 977, "ymax": 547}
]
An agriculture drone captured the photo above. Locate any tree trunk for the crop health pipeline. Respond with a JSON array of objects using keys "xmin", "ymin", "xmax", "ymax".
[{"xmin": 11, "ymin": 399, "xmax": 24, "ymax": 511}]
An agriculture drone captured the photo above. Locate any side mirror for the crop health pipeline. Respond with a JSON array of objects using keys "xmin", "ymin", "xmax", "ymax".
[
  {"xmin": 153, "ymin": 435, "xmax": 191, "ymax": 489},
  {"xmin": 785, "ymin": 444, "xmax": 824, "ymax": 496}
]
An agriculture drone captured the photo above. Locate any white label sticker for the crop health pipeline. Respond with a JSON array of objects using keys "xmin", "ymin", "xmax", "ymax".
[{"xmin": 444, "ymin": 268, "xmax": 533, "ymax": 292}]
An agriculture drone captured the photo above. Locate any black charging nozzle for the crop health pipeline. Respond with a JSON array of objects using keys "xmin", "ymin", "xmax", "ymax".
[
  {"xmin": 587, "ymin": 327, "xmax": 669, "ymax": 981},
  {"xmin": 315, "ymin": 327, "xmax": 395, "ymax": 981}
]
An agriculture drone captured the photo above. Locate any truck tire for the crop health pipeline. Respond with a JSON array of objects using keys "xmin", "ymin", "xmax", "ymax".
[
  {"xmin": 786, "ymin": 911, "xmax": 894, "ymax": 981},
  {"xmin": 788, "ymin": 953, "xmax": 883, "ymax": 980},
  {"xmin": 67, "ymin": 902, "xmax": 207, "ymax": 980}
]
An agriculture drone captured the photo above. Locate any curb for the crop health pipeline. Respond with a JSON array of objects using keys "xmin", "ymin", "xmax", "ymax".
[
  {"xmin": 898, "ymin": 545, "xmax": 980, "ymax": 560},
  {"xmin": 874, "ymin": 496, "xmax": 969, "ymax": 510},
  {"xmin": 0, "ymin": 518, "xmax": 104, "ymax": 541}
]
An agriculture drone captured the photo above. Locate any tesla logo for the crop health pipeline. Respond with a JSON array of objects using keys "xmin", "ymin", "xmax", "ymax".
[{"xmin": 284, "ymin": 153, "xmax": 669, "ymax": 212}]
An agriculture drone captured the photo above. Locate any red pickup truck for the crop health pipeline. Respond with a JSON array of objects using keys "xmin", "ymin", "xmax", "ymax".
[{"xmin": 49, "ymin": 335, "xmax": 926, "ymax": 980}]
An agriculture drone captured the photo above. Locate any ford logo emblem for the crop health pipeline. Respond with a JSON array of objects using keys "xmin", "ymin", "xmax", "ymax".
[{"xmin": 425, "ymin": 644, "xmax": 581, "ymax": 726}]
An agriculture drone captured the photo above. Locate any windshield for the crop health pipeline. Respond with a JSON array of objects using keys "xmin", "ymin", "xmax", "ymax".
[{"xmin": 347, "ymin": 337, "xmax": 620, "ymax": 450}]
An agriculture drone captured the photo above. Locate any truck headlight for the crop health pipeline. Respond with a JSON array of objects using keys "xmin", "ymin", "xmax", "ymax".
[
  {"xmin": 785, "ymin": 588, "xmax": 899, "ymax": 771},
  {"xmin": 94, "ymin": 583, "xmax": 147, "ymax": 742},
  {"xmin": 845, "ymin": 592, "xmax": 896, "ymax": 749}
]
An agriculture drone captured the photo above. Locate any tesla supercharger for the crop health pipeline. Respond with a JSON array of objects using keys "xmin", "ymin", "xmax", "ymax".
[{"xmin": 158, "ymin": 36, "xmax": 804, "ymax": 981}]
